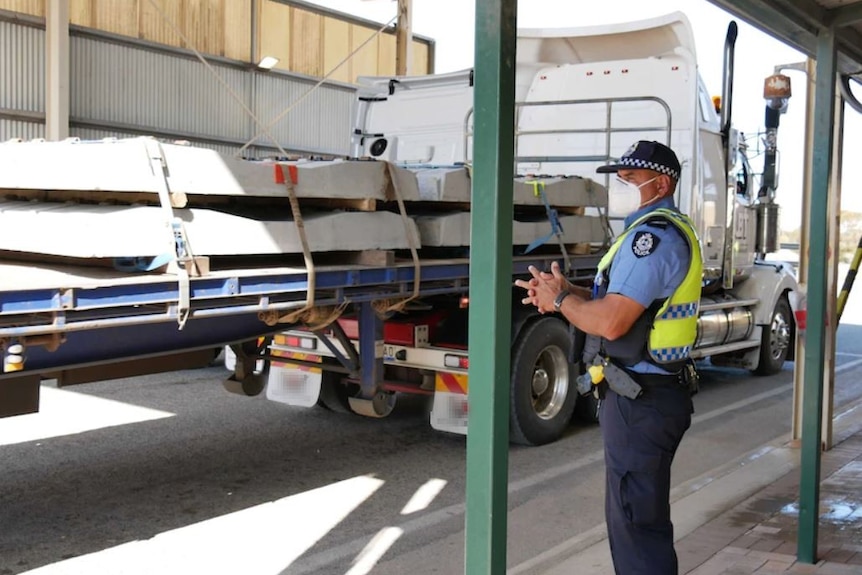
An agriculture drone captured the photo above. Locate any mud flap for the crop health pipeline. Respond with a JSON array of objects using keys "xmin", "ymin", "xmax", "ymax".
[
  {"xmin": 266, "ymin": 351, "xmax": 323, "ymax": 407},
  {"xmin": 430, "ymin": 372, "xmax": 469, "ymax": 435}
]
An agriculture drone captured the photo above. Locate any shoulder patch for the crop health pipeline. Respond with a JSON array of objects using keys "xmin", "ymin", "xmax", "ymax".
[{"xmin": 632, "ymin": 230, "xmax": 660, "ymax": 258}]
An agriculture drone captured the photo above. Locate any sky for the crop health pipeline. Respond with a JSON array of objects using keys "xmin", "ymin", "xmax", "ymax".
[{"xmin": 307, "ymin": 0, "xmax": 862, "ymax": 232}]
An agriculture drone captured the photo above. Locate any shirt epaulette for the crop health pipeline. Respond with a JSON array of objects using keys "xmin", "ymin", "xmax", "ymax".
[{"xmin": 645, "ymin": 215, "xmax": 670, "ymax": 229}]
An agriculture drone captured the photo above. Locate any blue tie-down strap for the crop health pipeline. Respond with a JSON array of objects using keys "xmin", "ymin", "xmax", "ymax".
[
  {"xmin": 113, "ymin": 252, "xmax": 174, "ymax": 272},
  {"xmin": 524, "ymin": 208, "xmax": 564, "ymax": 254},
  {"xmin": 524, "ymin": 180, "xmax": 564, "ymax": 254}
]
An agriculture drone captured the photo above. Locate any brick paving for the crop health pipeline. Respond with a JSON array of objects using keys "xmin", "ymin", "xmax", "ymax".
[{"xmin": 677, "ymin": 434, "xmax": 862, "ymax": 574}]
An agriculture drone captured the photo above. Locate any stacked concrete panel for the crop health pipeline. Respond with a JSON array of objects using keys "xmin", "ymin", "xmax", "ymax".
[
  {"xmin": 0, "ymin": 139, "xmax": 390, "ymax": 203},
  {"xmin": 415, "ymin": 213, "xmax": 605, "ymax": 248},
  {"xmin": 0, "ymin": 201, "xmax": 420, "ymax": 258},
  {"xmin": 388, "ymin": 164, "xmax": 607, "ymax": 207},
  {"xmin": 0, "ymin": 138, "xmax": 608, "ymax": 260}
]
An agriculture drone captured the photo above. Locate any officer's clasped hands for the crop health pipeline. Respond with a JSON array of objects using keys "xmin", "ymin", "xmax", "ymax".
[{"xmin": 514, "ymin": 261, "xmax": 570, "ymax": 314}]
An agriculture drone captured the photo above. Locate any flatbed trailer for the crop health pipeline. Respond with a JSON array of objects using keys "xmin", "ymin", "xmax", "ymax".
[
  {"xmin": 0, "ymin": 252, "xmax": 601, "ymax": 425},
  {"xmin": 0, "ymin": 126, "xmax": 608, "ymax": 445}
]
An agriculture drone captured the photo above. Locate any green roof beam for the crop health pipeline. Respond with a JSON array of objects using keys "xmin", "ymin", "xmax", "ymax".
[{"xmin": 830, "ymin": 2, "xmax": 862, "ymax": 27}]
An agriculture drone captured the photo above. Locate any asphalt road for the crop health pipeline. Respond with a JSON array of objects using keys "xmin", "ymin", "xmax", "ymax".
[{"xmin": 2, "ymin": 323, "xmax": 862, "ymax": 575}]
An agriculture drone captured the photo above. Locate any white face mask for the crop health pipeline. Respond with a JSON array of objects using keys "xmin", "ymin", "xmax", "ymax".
[{"xmin": 607, "ymin": 176, "xmax": 660, "ymax": 217}]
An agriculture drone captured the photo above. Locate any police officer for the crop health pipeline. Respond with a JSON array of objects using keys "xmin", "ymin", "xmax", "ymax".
[{"xmin": 516, "ymin": 141, "xmax": 703, "ymax": 575}]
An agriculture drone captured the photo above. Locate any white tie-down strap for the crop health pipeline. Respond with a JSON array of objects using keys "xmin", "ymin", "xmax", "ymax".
[{"xmin": 145, "ymin": 139, "xmax": 194, "ymax": 329}]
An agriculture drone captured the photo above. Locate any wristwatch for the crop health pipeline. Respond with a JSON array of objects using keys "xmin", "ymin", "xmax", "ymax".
[{"xmin": 553, "ymin": 290, "xmax": 571, "ymax": 312}]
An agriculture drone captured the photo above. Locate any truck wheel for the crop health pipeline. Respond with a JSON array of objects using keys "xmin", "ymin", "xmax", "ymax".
[
  {"xmin": 510, "ymin": 317, "xmax": 577, "ymax": 446},
  {"xmin": 754, "ymin": 297, "xmax": 792, "ymax": 376},
  {"xmin": 317, "ymin": 371, "xmax": 355, "ymax": 414},
  {"xmin": 222, "ymin": 373, "xmax": 266, "ymax": 396}
]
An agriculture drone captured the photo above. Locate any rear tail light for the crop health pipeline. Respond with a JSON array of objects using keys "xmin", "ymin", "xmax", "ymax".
[
  {"xmin": 444, "ymin": 354, "xmax": 469, "ymax": 369},
  {"xmin": 285, "ymin": 335, "xmax": 317, "ymax": 350}
]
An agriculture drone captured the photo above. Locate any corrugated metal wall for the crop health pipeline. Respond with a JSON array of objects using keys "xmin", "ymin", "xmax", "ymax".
[
  {"xmin": 0, "ymin": 17, "xmax": 355, "ymax": 156},
  {"xmin": 0, "ymin": 19, "xmax": 43, "ymax": 114},
  {"xmin": 71, "ymin": 35, "xmax": 251, "ymax": 142},
  {"xmin": 0, "ymin": 118, "xmax": 44, "ymax": 140}
]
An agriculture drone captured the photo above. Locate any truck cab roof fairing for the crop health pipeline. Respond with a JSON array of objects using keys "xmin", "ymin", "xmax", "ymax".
[{"xmin": 516, "ymin": 12, "xmax": 697, "ymax": 67}]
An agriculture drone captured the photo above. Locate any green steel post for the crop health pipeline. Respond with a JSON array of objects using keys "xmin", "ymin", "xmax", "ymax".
[
  {"xmin": 798, "ymin": 27, "xmax": 836, "ymax": 564},
  {"xmin": 464, "ymin": 0, "xmax": 516, "ymax": 573}
]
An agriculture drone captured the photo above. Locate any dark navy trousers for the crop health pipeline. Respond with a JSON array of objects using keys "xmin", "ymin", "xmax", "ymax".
[{"xmin": 600, "ymin": 386, "xmax": 693, "ymax": 575}]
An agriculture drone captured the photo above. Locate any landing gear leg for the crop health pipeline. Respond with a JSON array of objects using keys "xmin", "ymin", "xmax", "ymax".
[
  {"xmin": 348, "ymin": 302, "xmax": 395, "ymax": 417},
  {"xmin": 223, "ymin": 337, "xmax": 270, "ymax": 396}
]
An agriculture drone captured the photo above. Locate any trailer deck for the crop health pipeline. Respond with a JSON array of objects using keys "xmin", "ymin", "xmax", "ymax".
[{"xmin": 0, "ymin": 252, "xmax": 601, "ymax": 376}]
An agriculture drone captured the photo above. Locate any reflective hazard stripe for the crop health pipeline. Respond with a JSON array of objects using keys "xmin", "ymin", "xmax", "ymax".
[
  {"xmin": 651, "ymin": 346, "xmax": 691, "ymax": 362},
  {"xmin": 272, "ymin": 350, "xmax": 322, "ymax": 372},
  {"xmin": 659, "ymin": 302, "xmax": 698, "ymax": 320},
  {"xmin": 436, "ymin": 372, "xmax": 468, "ymax": 394}
]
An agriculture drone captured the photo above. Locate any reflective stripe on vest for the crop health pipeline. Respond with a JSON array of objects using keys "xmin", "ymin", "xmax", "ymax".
[{"xmin": 598, "ymin": 208, "xmax": 703, "ymax": 366}]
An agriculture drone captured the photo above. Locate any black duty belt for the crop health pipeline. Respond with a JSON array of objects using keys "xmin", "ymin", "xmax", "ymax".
[{"xmin": 624, "ymin": 369, "xmax": 682, "ymax": 388}]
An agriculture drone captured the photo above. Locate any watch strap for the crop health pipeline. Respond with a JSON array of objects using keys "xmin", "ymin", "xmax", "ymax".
[{"xmin": 553, "ymin": 290, "xmax": 571, "ymax": 311}]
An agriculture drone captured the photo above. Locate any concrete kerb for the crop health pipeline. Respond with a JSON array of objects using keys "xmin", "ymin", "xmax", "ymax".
[{"xmin": 507, "ymin": 393, "xmax": 862, "ymax": 575}]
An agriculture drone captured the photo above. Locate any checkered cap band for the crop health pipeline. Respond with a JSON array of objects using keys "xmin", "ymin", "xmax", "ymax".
[
  {"xmin": 597, "ymin": 141, "xmax": 681, "ymax": 179},
  {"xmin": 618, "ymin": 157, "xmax": 680, "ymax": 180}
]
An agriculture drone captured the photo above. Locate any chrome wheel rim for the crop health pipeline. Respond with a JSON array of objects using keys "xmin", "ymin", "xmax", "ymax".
[
  {"xmin": 531, "ymin": 346, "xmax": 569, "ymax": 420},
  {"xmin": 770, "ymin": 310, "xmax": 791, "ymax": 360}
]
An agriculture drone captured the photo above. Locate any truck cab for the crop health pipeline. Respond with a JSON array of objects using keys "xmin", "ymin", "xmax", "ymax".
[
  {"xmin": 352, "ymin": 11, "xmax": 796, "ymax": 368},
  {"xmin": 356, "ymin": 12, "xmax": 760, "ymax": 281}
]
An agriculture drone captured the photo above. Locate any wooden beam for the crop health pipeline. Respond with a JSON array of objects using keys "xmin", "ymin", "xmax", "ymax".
[
  {"xmin": 45, "ymin": 0, "xmax": 70, "ymax": 141},
  {"xmin": 395, "ymin": 0, "xmax": 412, "ymax": 76}
]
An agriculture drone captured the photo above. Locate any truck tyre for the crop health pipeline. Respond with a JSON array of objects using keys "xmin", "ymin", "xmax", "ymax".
[
  {"xmin": 754, "ymin": 297, "xmax": 792, "ymax": 376},
  {"xmin": 222, "ymin": 373, "xmax": 266, "ymax": 396},
  {"xmin": 510, "ymin": 317, "xmax": 578, "ymax": 446},
  {"xmin": 317, "ymin": 370, "xmax": 355, "ymax": 414}
]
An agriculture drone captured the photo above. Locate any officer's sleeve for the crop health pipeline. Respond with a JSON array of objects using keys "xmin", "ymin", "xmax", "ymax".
[{"xmin": 606, "ymin": 224, "xmax": 690, "ymax": 307}]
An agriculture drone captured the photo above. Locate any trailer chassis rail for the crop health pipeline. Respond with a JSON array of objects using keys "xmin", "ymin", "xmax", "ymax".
[{"xmin": 0, "ymin": 254, "xmax": 600, "ymax": 339}]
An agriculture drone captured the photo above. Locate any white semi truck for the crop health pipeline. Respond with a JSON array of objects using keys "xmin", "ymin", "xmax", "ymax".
[
  {"xmin": 0, "ymin": 13, "xmax": 797, "ymax": 447},
  {"xmin": 264, "ymin": 12, "xmax": 798, "ymax": 444}
]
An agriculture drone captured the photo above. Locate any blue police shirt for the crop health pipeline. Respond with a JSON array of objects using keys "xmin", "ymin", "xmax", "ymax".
[{"xmin": 605, "ymin": 197, "xmax": 691, "ymax": 374}]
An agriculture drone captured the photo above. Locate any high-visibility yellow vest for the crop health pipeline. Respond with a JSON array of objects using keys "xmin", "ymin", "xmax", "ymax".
[{"xmin": 598, "ymin": 208, "xmax": 703, "ymax": 367}]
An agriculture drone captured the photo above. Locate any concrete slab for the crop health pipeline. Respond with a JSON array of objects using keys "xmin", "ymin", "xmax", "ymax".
[
  {"xmin": 389, "ymin": 165, "xmax": 607, "ymax": 207},
  {"xmin": 388, "ymin": 165, "xmax": 470, "ymax": 202},
  {"xmin": 414, "ymin": 212, "xmax": 606, "ymax": 247},
  {"xmin": 514, "ymin": 176, "xmax": 607, "ymax": 208},
  {"xmin": 0, "ymin": 139, "xmax": 605, "ymax": 209},
  {"xmin": 0, "ymin": 138, "xmax": 389, "ymax": 201},
  {"xmin": 278, "ymin": 159, "xmax": 388, "ymax": 199},
  {"xmin": 0, "ymin": 200, "xmax": 419, "ymax": 257},
  {"xmin": 0, "ymin": 260, "xmax": 309, "ymax": 292}
]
